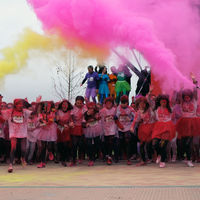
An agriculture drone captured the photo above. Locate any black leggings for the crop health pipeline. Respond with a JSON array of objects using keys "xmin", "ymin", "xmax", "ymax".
[
  {"xmin": 71, "ymin": 135, "xmax": 85, "ymax": 162},
  {"xmin": 40, "ymin": 141, "xmax": 56, "ymax": 163},
  {"xmin": 86, "ymin": 136, "xmax": 101, "ymax": 161},
  {"xmin": 57, "ymin": 142, "xmax": 70, "ymax": 162},
  {"xmin": 119, "ymin": 131, "xmax": 132, "ymax": 160},
  {"xmin": 10, "ymin": 138, "xmax": 26, "ymax": 164},
  {"xmin": 104, "ymin": 135, "xmax": 119, "ymax": 160},
  {"xmin": 140, "ymin": 141, "xmax": 153, "ymax": 162},
  {"xmin": 152, "ymin": 138, "xmax": 168, "ymax": 162},
  {"xmin": 181, "ymin": 137, "xmax": 193, "ymax": 160},
  {"xmin": 0, "ymin": 138, "xmax": 5, "ymax": 157}
]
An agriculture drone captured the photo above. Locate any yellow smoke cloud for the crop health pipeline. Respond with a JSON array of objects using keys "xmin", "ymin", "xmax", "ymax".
[{"xmin": 0, "ymin": 28, "xmax": 65, "ymax": 79}]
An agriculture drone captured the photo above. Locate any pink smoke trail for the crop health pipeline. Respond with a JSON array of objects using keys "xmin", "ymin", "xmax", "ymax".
[{"xmin": 28, "ymin": 0, "xmax": 200, "ymax": 93}]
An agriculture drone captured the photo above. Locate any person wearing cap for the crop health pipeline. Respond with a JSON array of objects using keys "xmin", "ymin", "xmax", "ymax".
[{"xmin": 0, "ymin": 99, "xmax": 32, "ymax": 173}]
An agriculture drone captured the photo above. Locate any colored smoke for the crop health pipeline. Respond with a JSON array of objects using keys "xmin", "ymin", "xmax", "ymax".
[
  {"xmin": 27, "ymin": 0, "xmax": 200, "ymax": 92},
  {"xmin": 0, "ymin": 28, "xmax": 65, "ymax": 79}
]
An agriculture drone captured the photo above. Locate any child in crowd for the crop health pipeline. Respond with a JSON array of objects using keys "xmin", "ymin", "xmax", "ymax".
[
  {"xmin": 83, "ymin": 102, "xmax": 102, "ymax": 166},
  {"xmin": 152, "ymin": 95, "xmax": 175, "ymax": 168},
  {"xmin": 0, "ymin": 99, "xmax": 32, "ymax": 173},
  {"xmin": 116, "ymin": 95, "xmax": 135, "ymax": 165},
  {"xmin": 37, "ymin": 101, "xmax": 57, "ymax": 168},
  {"xmin": 70, "ymin": 96, "xmax": 87, "ymax": 166},
  {"xmin": 26, "ymin": 110, "xmax": 40, "ymax": 165},
  {"xmin": 131, "ymin": 97, "xmax": 155, "ymax": 166},
  {"xmin": 176, "ymin": 88, "xmax": 199, "ymax": 167},
  {"xmin": 100, "ymin": 97, "xmax": 123, "ymax": 165},
  {"xmin": 56, "ymin": 100, "xmax": 73, "ymax": 167}
]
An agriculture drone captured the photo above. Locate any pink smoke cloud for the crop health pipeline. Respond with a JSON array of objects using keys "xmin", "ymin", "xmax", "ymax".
[{"xmin": 27, "ymin": 0, "xmax": 200, "ymax": 93}]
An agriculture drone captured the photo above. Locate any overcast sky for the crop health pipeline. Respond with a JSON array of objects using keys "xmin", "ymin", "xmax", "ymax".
[{"xmin": 0, "ymin": 0, "xmax": 147, "ymax": 103}]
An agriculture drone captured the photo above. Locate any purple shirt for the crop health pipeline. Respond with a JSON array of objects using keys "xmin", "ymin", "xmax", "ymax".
[{"xmin": 82, "ymin": 72, "xmax": 99, "ymax": 88}]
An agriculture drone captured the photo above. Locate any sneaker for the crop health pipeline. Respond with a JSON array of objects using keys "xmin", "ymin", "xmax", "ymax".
[
  {"xmin": 49, "ymin": 152, "xmax": 54, "ymax": 161},
  {"xmin": 156, "ymin": 155, "xmax": 161, "ymax": 164},
  {"xmin": 146, "ymin": 159, "xmax": 152, "ymax": 164},
  {"xmin": 27, "ymin": 161, "xmax": 33, "ymax": 165},
  {"xmin": 172, "ymin": 155, "xmax": 176, "ymax": 163},
  {"xmin": 187, "ymin": 161, "xmax": 194, "ymax": 167},
  {"xmin": 37, "ymin": 162, "xmax": 45, "ymax": 168},
  {"xmin": 8, "ymin": 164, "xmax": 13, "ymax": 173},
  {"xmin": 78, "ymin": 159, "xmax": 83, "ymax": 164},
  {"xmin": 69, "ymin": 161, "xmax": 76, "ymax": 167},
  {"xmin": 21, "ymin": 158, "xmax": 27, "ymax": 167},
  {"xmin": 54, "ymin": 159, "xmax": 59, "ymax": 164},
  {"xmin": 88, "ymin": 161, "xmax": 94, "ymax": 166},
  {"xmin": 159, "ymin": 162, "xmax": 166, "ymax": 168},
  {"xmin": 127, "ymin": 160, "xmax": 132, "ymax": 165},
  {"xmin": 107, "ymin": 157, "xmax": 112, "ymax": 165}
]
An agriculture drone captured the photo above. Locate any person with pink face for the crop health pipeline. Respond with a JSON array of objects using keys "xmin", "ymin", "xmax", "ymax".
[
  {"xmin": 152, "ymin": 95, "xmax": 176, "ymax": 168},
  {"xmin": 0, "ymin": 99, "xmax": 32, "ymax": 173},
  {"xmin": 130, "ymin": 96, "xmax": 155, "ymax": 166},
  {"xmin": 176, "ymin": 88, "xmax": 200, "ymax": 167},
  {"xmin": 0, "ymin": 96, "xmax": 7, "ymax": 163},
  {"xmin": 56, "ymin": 100, "xmax": 73, "ymax": 167},
  {"xmin": 116, "ymin": 95, "xmax": 135, "ymax": 165},
  {"xmin": 83, "ymin": 102, "xmax": 102, "ymax": 166},
  {"xmin": 70, "ymin": 96, "xmax": 87, "ymax": 166},
  {"xmin": 37, "ymin": 101, "xmax": 57, "ymax": 168},
  {"xmin": 100, "ymin": 97, "xmax": 123, "ymax": 165}
]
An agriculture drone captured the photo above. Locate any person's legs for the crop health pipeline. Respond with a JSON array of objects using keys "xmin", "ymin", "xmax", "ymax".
[
  {"xmin": 10, "ymin": 138, "xmax": 17, "ymax": 165},
  {"xmin": 146, "ymin": 141, "xmax": 153, "ymax": 161},
  {"xmin": 71, "ymin": 135, "xmax": 79, "ymax": 164},
  {"xmin": 140, "ymin": 142, "xmax": 146, "ymax": 162},
  {"xmin": 20, "ymin": 138, "xmax": 27, "ymax": 161},
  {"xmin": 152, "ymin": 138, "xmax": 160, "ymax": 157},
  {"xmin": 160, "ymin": 140, "xmax": 169, "ymax": 163},
  {"xmin": 25, "ymin": 140, "xmax": 31, "ymax": 162},
  {"xmin": 91, "ymin": 88, "xmax": 97, "ymax": 103},
  {"xmin": 85, "ymin": 87, "xmax": 91, "ymax": 102},
  {"xmin": 41, "ymin": 141, "xmax": 47, "ymax": 163},
  {"xmin": 124, "ymin": 131, "xmax": 132, "ymax": 161},
  {"xmin": 27, "ymin": 142, "xmax": 36, "ymax": 163}
]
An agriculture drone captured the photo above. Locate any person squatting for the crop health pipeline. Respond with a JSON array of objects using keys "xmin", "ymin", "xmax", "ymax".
[{"xmin": 0, "ymin": 65, "xmax": 200, "ymax": 173}]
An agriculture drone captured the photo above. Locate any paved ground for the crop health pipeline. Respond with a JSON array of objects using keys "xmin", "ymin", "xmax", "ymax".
[{"xmin": 1, "ymin": 160, "xmax": 200, "ymax": 199}]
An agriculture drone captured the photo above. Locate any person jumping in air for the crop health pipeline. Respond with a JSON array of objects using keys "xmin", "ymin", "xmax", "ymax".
[{"xmin": 81, "ymin": 65, "xmax": 99, "ymax": 103}]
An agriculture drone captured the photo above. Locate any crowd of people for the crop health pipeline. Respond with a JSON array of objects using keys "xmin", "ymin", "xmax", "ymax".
[{"xmin": 0, "ymin": 65, "xmax": 200, "ymax": 174}]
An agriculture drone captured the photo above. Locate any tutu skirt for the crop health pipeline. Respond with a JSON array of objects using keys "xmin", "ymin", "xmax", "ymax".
[
  {"xmin": 57, "ymin": 127, "xmax": 71, "ymax": 142},
  {"xmin": 138, "ymin": 123, "xmax": 154, "ymax": 142},
  {"xmin": 152, "ymin": 121, "xmax": 176, "ymax": 141},
  {"xmin": 115, "ymin": 81, "xmax": 131, "ymax": 93},
  {"xmin": 176, "ymin": 117, "xmax": 200, "ymax": 138}
]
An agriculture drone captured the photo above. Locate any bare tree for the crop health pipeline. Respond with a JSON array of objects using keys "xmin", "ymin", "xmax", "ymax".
[{"xmin": 51, "ymin": 49, "xmax": 87, "ymax": 102}]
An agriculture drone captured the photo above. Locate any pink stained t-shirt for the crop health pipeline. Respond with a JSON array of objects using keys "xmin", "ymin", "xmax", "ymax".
[
  {"xmin": 116, "ymin": 105, "xmax": 135, "ymax": 132},
  {"xmin": 1, "ymin": 109, "xmax": 32, "ymax": 139},
  {"xmin": 100, "ymin": 107, "xmax": 117, "ymax": 136},
  {"xmin": 71, "ymin": 105, "xmax": 87, "ymax": 127},
  {"xmin": 155, "ymin": 107, "xmax": 172, "ymax": 122},
  {"xmin": 181, "ymin": 101, "xmax": 197, "ymax": 118}
]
